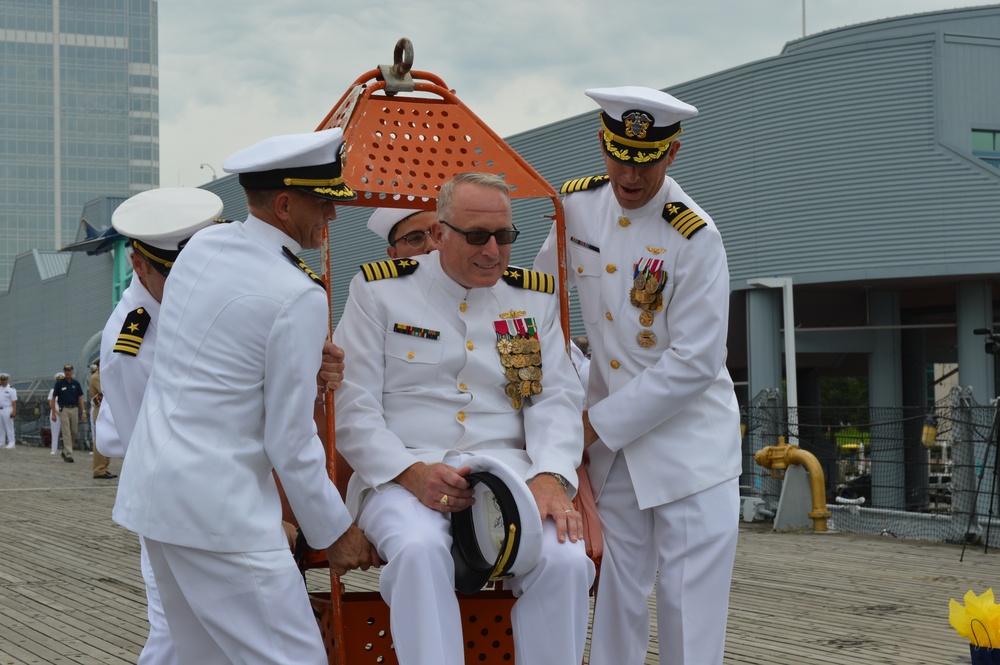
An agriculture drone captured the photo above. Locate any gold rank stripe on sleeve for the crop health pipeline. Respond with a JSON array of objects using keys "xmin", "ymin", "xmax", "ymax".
[
  {"xmin": 661, "ymin": 202, "xmax": 707, "ymax": 239},
  {"xmin": 359, "ymin": 258, "xmax": 420, "ymax": 282},
  {"xmin": 559, "ymin": 174, "xmax": 610, "ymax": 195},
  {"xmin": 282, "ymin": 247, "xmax": 325, "ymax": 289},
  {"xmin": 113, "ymin": 307, "xmax": 151, "ymax": 356},
  {"xmin": 501, "ymin": 267, "xmax": 555, "ymax": 294}
]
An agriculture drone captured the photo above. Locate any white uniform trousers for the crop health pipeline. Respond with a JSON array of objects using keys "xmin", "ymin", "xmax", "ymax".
[
  {"xmin": 589, "ymin": 453, "xmax": 739, "ymax": 665},
  {"xmin": 50, "ymin": 412, "xmax": 60, "ymax": 454},
  {"xmin": 358, "ymin": 485, "xmax": 594, "ymax": 665},
  {"xmin": 143, "ymin": 539, "xmax": 326, "ymax": 665},
  {"xmin": 0, "ymin": 406, "xmax": 14, "ymax": 447},
  {"xmin": 137, "ymin": 536, "xmax": 178, "ymax": 665}
]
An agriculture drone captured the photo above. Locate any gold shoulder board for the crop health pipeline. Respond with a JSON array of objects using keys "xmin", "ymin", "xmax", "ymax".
[
  {"xmin": 661, "ymin": 202, "xmax": 707, "ymax": 239},
  {"xmin": 360, "ymin": 258, "xmax": 420, "ymax": 282},
  {"xmin": 560, "ymin": 175, "xmax": 610, "ymax": 195},
  {"xmin": 282, "ymin": 246, "xmax": 325, "ymax": 288},
  {"xmin": 501, "ymin": 267, "xmax": 555, "ymax": 294},
  {"xmin": 113, "ymin": 307, "xmax": 151, "ymax": 356}
]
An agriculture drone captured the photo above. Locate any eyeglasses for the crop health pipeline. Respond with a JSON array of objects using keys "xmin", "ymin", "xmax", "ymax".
[
  {"xmin": 440, "ymin": 220, "xmax": 520, "ymax": 246},
  {"xmin": 391, "ymin": 230, "xmax": 432, "ymax": 249}
]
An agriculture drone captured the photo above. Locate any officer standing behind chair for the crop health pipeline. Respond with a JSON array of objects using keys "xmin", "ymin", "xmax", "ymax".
[
  {"xmin": 367, "ymin": 203, "xmax": 440, "ymax": 259},
  {"xmin": 54, "ymin": 364, "xmax": 86, "ymax": 462},
  {"xmin": 534, "ymin": 86, "xmax": 742, "ymax": 665},
  {"xmin": 335, "ymin": 172, "xmax": 594, "ymax": 665},
  {"xmin": 112, "ymin": 128, "xmax": 380, "ymax": 664}
]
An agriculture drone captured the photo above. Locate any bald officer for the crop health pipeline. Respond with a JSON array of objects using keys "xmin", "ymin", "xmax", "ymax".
[
  {"xmin": 534, "ymin": 87, "xmax": 742, "ymax": 665},
  {"xmin": 367, "ymin": 203, "xmax": 440, "ymax": 259},
  {"xmin": 335, "ymin": 172, "xmax": 594, "ymax": 665},
  {"xmin": 113, "ymin": 129, "xmax": 380, "ymax": 664},
  {"xmin": 97, "ymin": 187, "xmax": 223, "ymax": 665}
]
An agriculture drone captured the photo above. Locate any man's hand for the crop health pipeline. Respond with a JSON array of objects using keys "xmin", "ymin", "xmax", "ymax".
[
  {"xmin": 396, "ymin": 462, "xmax": 475, "ymax": 513},
  {"xmin": 318, "ymin": 340, "xmax": 345, "ymax": 392},
  {"xmin": 582, "ymin": 410, "xmax": 599, "ymax": 449},
  {"xmin": 529, "ymin": 474, "xmax": 583, "ymax": 544},
  {"xmin": 326, "ymin": 524, "xmax": 383, "ymax": 575},
  {"xmin": 282, "ymin": 520, "xmax": 298, "ymax": 551},
  {"xmin": 51, "ymin": 412, "xmax": 57, "ymax": 422}
]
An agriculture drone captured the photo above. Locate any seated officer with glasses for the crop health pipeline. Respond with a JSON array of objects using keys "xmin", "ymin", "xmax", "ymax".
[
  {"xmin": 367, "ymin": 203, "xmax": 440, "ymax": 259},
  {"xmin": 334, "ymin": 171, "xmax": 595, "ymax": 665}
]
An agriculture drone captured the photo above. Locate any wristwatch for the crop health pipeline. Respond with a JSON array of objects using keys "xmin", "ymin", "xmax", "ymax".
[{"xmin": 534, "ymin": 472, "xmax": 571, "ymax": 493}]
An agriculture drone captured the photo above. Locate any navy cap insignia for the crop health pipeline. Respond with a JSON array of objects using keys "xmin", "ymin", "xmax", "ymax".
[
  {"xmin": 283, "ymin": 247, "xmax": 325, "ymax": 288},
  {"xmin": 501, "ymin": 267, "xmax": 555, "ymax": 294},
  {"xmin": 661, "ymin": 202, "xmax": 707, "ymax": 239},
  {"xmin": 360, "ymin": 258, "xmax": 420, "ymax": 282},
  {"xmin": 623, "ymin": 110, "xmax": 653, "ymax": 139},
  {"xmin": 560, "ymin": 175, "xmax": 610, "ymax": 195},
  {"xmin": 113, "ymin": 307, "xmax": 151, "ymax": 356}
]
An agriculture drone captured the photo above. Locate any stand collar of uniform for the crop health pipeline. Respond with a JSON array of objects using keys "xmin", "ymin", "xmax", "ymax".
[
  {"xmin": 426, "ymin": 250, "xmax": 491, "ymax": 302},
  {"xmin": 243, "ymin": 214, "xmax": 303, "ymax": 255}
]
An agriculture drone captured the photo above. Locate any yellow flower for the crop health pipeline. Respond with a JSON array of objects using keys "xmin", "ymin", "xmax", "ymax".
[{"xmin": 949, "ymin": 588, "xmax": 1000, "ymax": 647}]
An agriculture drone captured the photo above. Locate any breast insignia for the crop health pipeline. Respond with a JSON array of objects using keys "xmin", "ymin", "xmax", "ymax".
[
  {"xmin": 502, "ymin": 267, "xmax": 555, "ymax": 294},
  {"xmin": 360, "ymin": 258, "xmax": 420, "ymax": 282},
  {"xmin": 661, "ymin": 202, "xmax": 707, "ymax": 239},
  {"xmin": 282, "ymin": 246, "xmax": 325, "ymax": 288},
  {"xmin": 560, "ymin": 175, "xmax": 610, "ymax": 195},
  {"xmin": 113, "ymin": 307, "xmax": 151, "ymax": 356}
]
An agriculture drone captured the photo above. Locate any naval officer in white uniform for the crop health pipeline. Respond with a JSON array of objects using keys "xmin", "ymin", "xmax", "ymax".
[
  {"xmin": 97, "ymin": 187, "xmax": 224, "ymax": 665},
  {"xmin": 534, "ymin": 87, "xmax": 742, "ymax": 665},
  {"xmin": 113, "ymin": 129, "xmax": 380, "ymax": 664},
  {"xmin": 334, "ymin": 172, "xmax": 594, "ymax": 665}
]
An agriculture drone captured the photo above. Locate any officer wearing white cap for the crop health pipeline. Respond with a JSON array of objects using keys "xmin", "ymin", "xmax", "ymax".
[
  {"xmin": 335, "ymin": 171, "xmax": 594, "ymax": 665},
  {"xmin": 367, "ymin": 202, "xmax": 440, "ymax": 259},
  {"xmin": 95, "ymin": 186, "xmax": 221, "ymax": 664},
  {"xmin": 0, "ymin": 372, "xmax": 16, "ymax": 449},
  {"xmin": 534, "ymin": 86, "xmax": 742, "ymax": 665},
  {"xmin": 112, "ymin": 129, "xmax": 380, "ymax": 665}
]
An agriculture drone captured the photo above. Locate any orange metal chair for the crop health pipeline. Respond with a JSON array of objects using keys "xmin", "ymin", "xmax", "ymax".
[{"xmin": 299, "ymin": 39, "xmax": 601, "ymax": 665}]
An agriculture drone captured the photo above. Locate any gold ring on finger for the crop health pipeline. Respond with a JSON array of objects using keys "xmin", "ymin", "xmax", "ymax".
[{"xmin": 440, "ymin": 494, "xmax": 449, "ymax": 506}]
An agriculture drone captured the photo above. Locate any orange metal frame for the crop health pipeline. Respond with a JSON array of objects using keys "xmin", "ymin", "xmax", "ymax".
[{"xmin": 309, "ymin": 39, "xmax": 574, "ymax": 665}]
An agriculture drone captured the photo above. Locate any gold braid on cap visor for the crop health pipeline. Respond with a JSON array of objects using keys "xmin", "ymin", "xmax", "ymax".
[
  {"xmin": 282, "ymin": 176, "xmax": 355, "ymax": 198},
  {"xmin": 600, "ymin": 116, "xmax": 681, "ymax": 164},
  {"xmin": 132, "ymin": 239, "xmax": 175, "ymax": 269}
]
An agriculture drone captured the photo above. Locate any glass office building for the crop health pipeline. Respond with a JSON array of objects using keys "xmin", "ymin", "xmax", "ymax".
[{"xmin": 0, "ymin": 0, "xmax": 157, "ymax": 290}]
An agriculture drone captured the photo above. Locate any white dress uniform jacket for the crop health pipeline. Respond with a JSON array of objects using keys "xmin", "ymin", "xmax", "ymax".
[
  {"xmin": 113, "ymin": 215, "xmax": 352, "ymax": 552},
  {"xmin": 535, "ymin": 176, "xmax": 742, "ymax": 509},
  {"xmin": 96, "ymin": 273, "xmax": 158, "ymax": 458},
  {"xmin": 333, "ymin": 251, "xmax": 584, "ymax": 514}
]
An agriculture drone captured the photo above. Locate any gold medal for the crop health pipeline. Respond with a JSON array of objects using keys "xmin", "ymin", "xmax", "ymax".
[
  {"xmin": 500, "ymin": 355, "xmax": 515, "ymax": 367},
  {"xmin": 505, "ymin": 382, "xmax": 519, "ymax": 398},
  {"xmin": 512, "ymin": 354, "xmax": 528, "ymax": 368},
  {"xmin": 505, "ymin": 368, "xmax": 520, "ymax": 382},
  {"xmin": 639, "ymin": 310, "xmax": 654, "ymax": 327},
  {"xmin": 530, "ymin": 381, "xmax": 543, "ymax": 395},
  {"xmin": 633, "ymin": 274, "xmax": 646, "ymax": 290},
  {"xmin": 520, "ymin": 380, "xmax": 532, "ymax": 396},
  {"xmin": 518, "ymin": 367, "xmax": 533, "ymax": 381},
  {"xmin": 527, "ymin": 339, "xmax": 541, "ymax": 353},
  {"xmin": 496, "ymin": 339, "xmax": 513, "ymax": 354},
  {"xmin": 644, "ymin": 277, "xmax": 660, "ymax": 294},
  {"xmin": 637, "ymin": 330, "xmax": 657, "ymax": 348},
  {"xmin": 511, "ymin": 394, "xmax": 523, "ymax": 410}
]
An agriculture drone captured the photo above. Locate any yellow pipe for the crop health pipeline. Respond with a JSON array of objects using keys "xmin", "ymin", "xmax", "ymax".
[{"xmin": 754, "ymin": 441, "xmax": 831, "ymax": 532}]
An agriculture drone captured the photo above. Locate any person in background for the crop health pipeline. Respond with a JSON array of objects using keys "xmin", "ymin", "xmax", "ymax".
[
  {"xmin": 367, "ymin": 204, "xmax": 440, "ymax": 259},
  {"xmin": 53, "ymin": 364, "xmax": 86, "ymax": 462},
  {"xmin": 534, "ymin": 86, "xmax": 742, "ymax": 665},
  {"xmin": 112, "ymin": 130, "xmax": 380, "ymax": 664},
  {"xmin": 89, "ymin": 359, "xmax": 115, "ymax": 479},
  {"xmin": 0, "ymin": 372, "xmax": 16, "ymax": 449},
  {"xmin": 48, "ymin": 372, "xmax": 63, "ymax": 455}
]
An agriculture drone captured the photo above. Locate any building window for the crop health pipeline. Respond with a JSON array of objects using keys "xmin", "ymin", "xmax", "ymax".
[{"xmin": 972, "ymin": 129, "xmax": 1000, "ymax": 169}]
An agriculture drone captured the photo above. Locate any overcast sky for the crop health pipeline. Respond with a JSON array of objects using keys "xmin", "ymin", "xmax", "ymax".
[{"xmin": 157, "ymin": 0, "xmax": 997, "ymax": 188}]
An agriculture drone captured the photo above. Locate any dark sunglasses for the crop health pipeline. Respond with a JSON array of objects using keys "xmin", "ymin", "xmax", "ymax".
[
  {"xmin": 391, "ymin": 230, "xmax": 432, "ymax": 249},
  {"xmin": 440, "ymin": 220, "xmax": 520, "ymax": 246}
]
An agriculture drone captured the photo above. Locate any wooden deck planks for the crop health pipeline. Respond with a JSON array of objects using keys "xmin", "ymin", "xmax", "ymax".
[{"xmin": 2, "ymin": 445, "xmax": 997, "ymax": 665}]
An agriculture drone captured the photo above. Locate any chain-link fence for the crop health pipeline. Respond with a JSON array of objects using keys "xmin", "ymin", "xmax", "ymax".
[{"xmin": 743, "ymin": 386, "xmax": 1000, "ymax": 546}]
